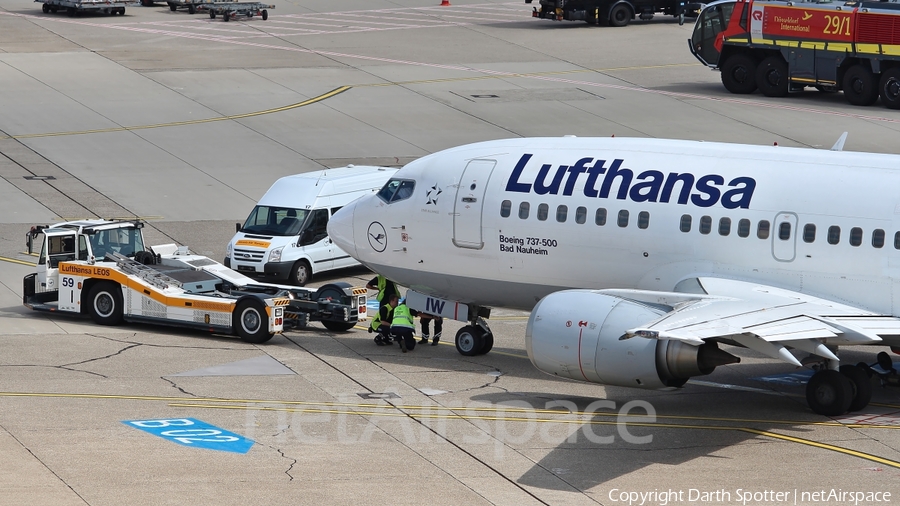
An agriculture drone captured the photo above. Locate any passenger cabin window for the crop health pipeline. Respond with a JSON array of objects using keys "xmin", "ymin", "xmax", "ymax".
[
  {"xmin": 737, "ymin": 219, "xmax": 750, "ymax": 238},
  {"xmin": 895, "ymin": 231, "xmax": 900, "ymax": 249},
  {"xmin": 757, "ymin": 220, "xmax": 770, "ymax": 240},
  {"xmin": 556, "ymin": 205, "xmax": 568, "ymax": 223},
  {"xmin": 376, "ymin": 179, "xmax": 415, "ymax": 203},
  {"xmin": 719, "ymin": 217, "xmax": 731, "ymax": 236},
  {"xmin": 638, "ymin": 211, "xmax": 649, "ymax": 229},
  {"xmin": 778, "ymin": 222, "xmax": 791, "ymax": 241},
  {"xmin": 873, "ymin": 229, "xmax": 885, "ymax": 248},
  {"xmin": 700, "ymin": 216, "xmax": 712, "ymax": 235},
  {"xmin": 537, "ymin": 203, "xmax": 549, "ymax": 221},
  {"xmin": 595, "ymin": 208, "xmax": 607, "ymax": 226},
  {"xmin": 500, "ymin": 200, "xmax": 511, "ymax": 218},
  {"xmin": 575, "ymin": 206, "xmax": 587, "ymax": 224},
  {"xmin": 617, "ymin": 210, "xmax": 629, "ymax": 228},
  {"xmin": 850, "ymin": 227, "xmax": 863, "ymax": 246},
  {"xmin": 803, "ymin": 224, "xmax": 816, "ymax": 243},
  {"xmin": 680, "ymin": 214, "xmax": 692, "ymax": 233},
  {"xmin": 518, "ymin": 202, "xmax": 530, "ymax": 219},
  {"xmin": 828, "ymin": 226, "xmax": 840, "ymax": 245}
]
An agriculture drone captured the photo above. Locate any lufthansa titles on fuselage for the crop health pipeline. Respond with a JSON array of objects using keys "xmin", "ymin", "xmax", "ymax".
[{"xmin": 504, "ymin": 154, "xmax": 756, "ymax": 209}]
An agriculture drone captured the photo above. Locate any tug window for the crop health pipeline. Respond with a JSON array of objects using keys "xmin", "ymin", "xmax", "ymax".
[
  {"xmin": 617, "ymin": 210, "xmax": 629, "ymax": 228},
  {"xmin": 500, "ymin": 200, "xmax": 511, "ymax": 218},
  {"xmin": 699, "ymin": 215, "xmax": 712, "ymax": 235},
  {"xmin": 680, "ymin": 214, "xmax": 692, "ymax": 232},
  {"xmin": 556, "ymin": 205, "xmax": 568, "ymax": 223},
  {"xmin": 850, "ymin": 227, "xmax": 863, "ymax": 247},
  {"xmin": 803, "ymin": 224, "xmax": 816, "ymax": 243},
  {"xmin": 595, "ymin": 208, "xmax": 607, "ymax": 226},
  {"xmin": 575, "ymin": 206, "xmax": 587, "ymax": 224},
  {"xmin": 638, "ymin": 211, "xmax": 650, "ymax": 229},
  {"xmin": 537, "ymin": 203, "xmax": 549, "ymax": 221},
  {"xmin": 518, "ymin": 202, "xmax": 530, "ymax": 220},
  {"xmin": 718, "ymin": 217, "xmax": 731, "ymax": 236},
  {"xmin": 757, "ymin": 220, "xmax": 770, "ymax": 240},
  {"xmin": 828, "ymin": 226, "xmax": 840, "ymax": 245},
  {"xmin": 873, "ymin": 229, "xmax": 885, "ymax": 248},
  {"xmin": 737, "ymin": 219, "xmax": 750, "ymax": 238}
]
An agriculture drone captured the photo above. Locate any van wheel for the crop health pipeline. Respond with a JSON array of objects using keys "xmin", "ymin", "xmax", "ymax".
[
  {"xmin": 88, "ymin": 282, "xmax": 124, "ymax": 325},
  {"xmin": 234, "ymin": 299, "xmax": 274, "ymax": 343},
  {"xmin": 290, "ymin": 260, "xmax": 311, "ymax": 286}
]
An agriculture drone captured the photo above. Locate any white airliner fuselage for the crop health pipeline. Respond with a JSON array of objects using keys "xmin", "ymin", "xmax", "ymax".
[{"xmin": 328, "ymin": 136, "xmax": 900, "ymax": 416}]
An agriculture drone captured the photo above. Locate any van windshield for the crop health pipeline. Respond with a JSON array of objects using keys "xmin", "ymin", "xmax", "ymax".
[{"xmin": 241, "ymin": 206, "xmax": 309, "ymax": 236}]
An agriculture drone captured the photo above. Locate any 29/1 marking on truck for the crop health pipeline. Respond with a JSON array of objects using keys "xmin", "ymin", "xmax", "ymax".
[{"xmin": 123, "ymin": 418, "xmax": 254, "ymax": 454}]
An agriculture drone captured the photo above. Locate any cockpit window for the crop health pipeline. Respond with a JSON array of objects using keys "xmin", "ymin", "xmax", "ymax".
[{"xmin": 377, "ymin": 179, "xmax": 416, "ymax": 204}]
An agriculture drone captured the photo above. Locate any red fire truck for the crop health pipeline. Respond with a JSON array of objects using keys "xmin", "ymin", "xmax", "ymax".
[{"xmin": 689, "ymin": 0, "xmax": 900, "ymax": 109}]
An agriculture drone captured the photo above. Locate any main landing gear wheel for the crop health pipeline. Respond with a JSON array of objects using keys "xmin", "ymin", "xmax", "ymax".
[
  {"xmin": 234, "ymin": 298, "xmax": 274, "ymax": 343},
  {"xmin": 720, "ymin": 54, "xmax": 757, "ymax": 94},
  {"xmin": 840, "ymin": 364, "xmax": 873, "ymax": 412},
  {"xmin": 480, "ymin": 332, "xmax": 494, "ymax": 355},
  {"xmin": 88, "ymin": 282, "xmax": 124, "ymax": 326},
  {"xmin": 455, "ymin": 326, "xmax": 485, "ymax": 356},
  {"xmin": 806, "ymin": 369, "xmax": 853, "ymax": 416}
]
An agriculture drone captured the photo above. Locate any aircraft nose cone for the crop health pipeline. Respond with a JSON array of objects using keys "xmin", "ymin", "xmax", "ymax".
[{"xmin": 328, "ymin": 202, "xmax": 357, "ymax": 259}]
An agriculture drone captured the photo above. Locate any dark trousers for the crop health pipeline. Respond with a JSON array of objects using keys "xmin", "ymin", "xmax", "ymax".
[
  {"xmin": 421, "ymin": 317, "xmax": 443, "ymax": 339},
  {"xmin": 392, "ymin": 327, "xmax": 416, "ymax": 350}
]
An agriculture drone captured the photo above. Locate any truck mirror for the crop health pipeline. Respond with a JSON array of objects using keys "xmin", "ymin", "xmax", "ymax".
[{"xmin": 235, "ymin": 223, "xmax": 241, "ymax": 233}]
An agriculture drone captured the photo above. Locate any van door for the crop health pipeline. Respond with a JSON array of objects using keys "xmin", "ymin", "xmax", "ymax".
[
  {"xmin": 298, "ymin": 208, "xmax": 334, "ymax": 272},
  {"xmin": 453, "ymin": 159, "xmax": 496, "ymax": 249}
]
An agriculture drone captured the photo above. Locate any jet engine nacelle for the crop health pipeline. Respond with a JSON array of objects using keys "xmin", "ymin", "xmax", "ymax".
[{"xmin": 526, "ymin": 290, "xmax": 738, "ymax": 389}]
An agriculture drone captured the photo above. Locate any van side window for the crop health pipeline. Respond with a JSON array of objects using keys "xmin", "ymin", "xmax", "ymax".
[
  {"xmin": 330, "ymin": 207, "xmax": 342, "ymax": 216},
  {"xmin": 299, "ymin": 209, "xmax": 329, "ymax": 246}
]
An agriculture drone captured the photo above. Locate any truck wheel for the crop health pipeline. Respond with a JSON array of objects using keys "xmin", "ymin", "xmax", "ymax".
[
  {"xmin": 188, "ymin": 3, "xmax": 194, "ymax": 14},
  {"xmin": 843, "ymin": 65, "xmax": 879, "ymax": 106},
  {"xmin": 756, "ymin": 56, "xmax": 789, "ymax": 97},
  {"xmin": 608, "ymin": 4, "xmax": 630, "ymax": 27},
  {"xmin": 289, "ymin": 260, "xmax": 311, "ymax": 286},
  {"xmin": 234, "ymin": 299, "xmax": 274, "ymax": 343},
  {"xmin": 223, "ymin": 11, "xmax": 229, "ymax": 21},
  {"xmin": 720, "ymin": 54, "xmax": 757, "ymax": 94},
  {"xmin": 168, "ymin": 3, "xmax": 176, "ymax": 10},
  {"xmin": 42, "ymin": 3, "xmax": 49, "ymax": 13},
  {"xmin": 262, "ymin": 9, "xmax": 267, "ymax": 20},
  {"xmin": 209, "ymin": 9, "xmax": 215, "ymax": 18},
  {"xmin": 879, "ymin": 67, "xmax": 900, "ymax": 110},
  {"xmin": 88, "ymin": 282, "xmax": 124, "ymax": 326}
]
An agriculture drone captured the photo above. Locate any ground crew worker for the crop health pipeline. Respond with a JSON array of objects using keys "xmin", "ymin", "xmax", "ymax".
[
  {"xmin": 391, "ymin": 297, "xmax": 416, "ymax": 353},
  {"xmin": 369, "ymin": 294, "xmax": 398, "ymax": 346},
  {"xmin": 366, "ymin": 274, "xmax": 399, "ymax": 310},
  {"xmin": 418, "ymin": 313, "xmax": 443, "ymax": 346}
]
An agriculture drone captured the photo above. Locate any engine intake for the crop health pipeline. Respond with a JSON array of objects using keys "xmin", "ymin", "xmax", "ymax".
[{"xmin": 526, "ymin": 290, "xmax": 739, "ymax": 389}]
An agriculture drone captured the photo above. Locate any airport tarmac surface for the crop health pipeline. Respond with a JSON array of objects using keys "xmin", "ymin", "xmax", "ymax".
[{"xmin": 1, "ymin": 0, "xmax": 900, "ymax": 504}]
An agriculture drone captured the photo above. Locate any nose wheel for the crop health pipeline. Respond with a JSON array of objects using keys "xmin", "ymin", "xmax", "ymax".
[{"xmin": 455, "ymin": 317, "xmax": 494, "ymax": 356}]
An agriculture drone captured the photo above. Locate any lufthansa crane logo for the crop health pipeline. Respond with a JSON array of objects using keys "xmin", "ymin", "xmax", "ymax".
[{"xmin": 367, "ymin": 222, "xmax": 387, "ymax": 252}]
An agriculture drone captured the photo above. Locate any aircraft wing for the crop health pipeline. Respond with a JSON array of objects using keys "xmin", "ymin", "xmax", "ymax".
[{"xmin": 601, "ymin": 277, "xmax": 900, "ymax": 366}]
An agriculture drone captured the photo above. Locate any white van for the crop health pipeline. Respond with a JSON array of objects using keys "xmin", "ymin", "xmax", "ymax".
[{"xmin": 225, "ymin": 165, "xmax": 398, "ymax": 286}]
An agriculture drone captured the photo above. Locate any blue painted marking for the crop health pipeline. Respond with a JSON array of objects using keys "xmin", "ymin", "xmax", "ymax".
[
  {"xmin": 366, "ymin": 299, "xmax": 380, "ymax": 312},
  {"xmin": 123, "ymin": 418, "xmax": 254, "ymax": 454}
]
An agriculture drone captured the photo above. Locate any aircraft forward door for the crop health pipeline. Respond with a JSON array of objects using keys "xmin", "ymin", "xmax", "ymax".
[
  {"xmin": 453, "ymin": 159, "xmax": 496, "ymax": 249},
  {"xmin": 772, "ymin": 212, "xmax": 798, "ymax": 262}
]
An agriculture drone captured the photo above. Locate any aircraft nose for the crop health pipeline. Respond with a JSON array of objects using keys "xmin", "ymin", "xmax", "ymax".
[{"xmin": 328, "ymin": 201, "xmax": 357, "ymax": 258}]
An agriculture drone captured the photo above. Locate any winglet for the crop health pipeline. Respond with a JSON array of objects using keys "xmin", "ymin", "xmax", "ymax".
[{"xmin": 831, "ymin": 132, "xmax": 849, "ymax": 151}]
